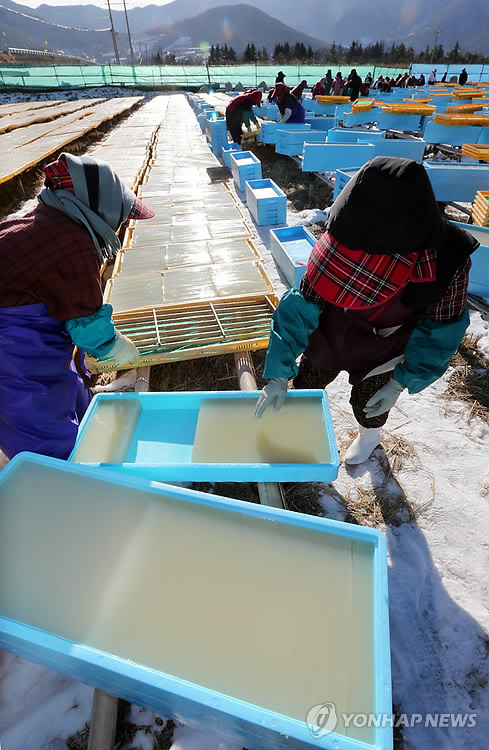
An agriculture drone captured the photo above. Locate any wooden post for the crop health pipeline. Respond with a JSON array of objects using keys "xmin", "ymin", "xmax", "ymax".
[{"xmin": 87, "ymin": 690, "xmax": 118, "ymax": 750}]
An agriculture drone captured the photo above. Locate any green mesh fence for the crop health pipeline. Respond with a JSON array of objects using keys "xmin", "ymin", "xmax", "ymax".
[{"xmin": 0, "ymin": 64, "xmax": 417, "ymax": 91}]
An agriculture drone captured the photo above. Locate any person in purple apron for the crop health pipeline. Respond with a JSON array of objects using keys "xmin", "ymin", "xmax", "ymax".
[
  {"xmin": 0, "ymin": 153, "xmax": 154, "ymax": 460},
  {"xmin": 254, "ymin": 156, "xmax": 478, "ymax": 464}
]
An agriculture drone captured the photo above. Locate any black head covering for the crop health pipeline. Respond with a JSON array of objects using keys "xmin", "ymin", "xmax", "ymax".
[{"xmin": 327, "ymin": 156, "xmax": 443, "ymax": 255}]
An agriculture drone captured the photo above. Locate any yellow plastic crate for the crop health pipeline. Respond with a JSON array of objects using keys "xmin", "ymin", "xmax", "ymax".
[
  {"xmin": 352, "ymin": 99, "xmax": 373, "ymax": 112},
  {"xmin": 433, "ymin": 113, "xmax": 489, "ymax": 126},
  {"xmin": 447, "ymin": 103, "xmax": 484, "ymax": 113},
  {"xmin": 473, "ymin": 190, "xmax": 489, "ymax": 220},
  {"xmin": 462, "ymin": 144, "xmax": 489, "ymax": 162},
  {"xmin": 382, "ymin": 104, "xmax": 435, "ymax": 115},
  {"xmin": 316, "ymin": 95, "xmax": 350, "ymax": 104}
]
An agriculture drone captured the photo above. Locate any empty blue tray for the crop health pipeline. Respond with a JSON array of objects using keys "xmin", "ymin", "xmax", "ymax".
[
  {"xmin": 69, "ymin": 390, "xmax": 339, "ymax": 482},
  {"xmin": 0, "ymin": 451, "xmax": 392, "ymax": 750}
]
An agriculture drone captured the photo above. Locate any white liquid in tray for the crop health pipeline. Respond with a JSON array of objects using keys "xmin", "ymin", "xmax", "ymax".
[
  {"xmin": 71, "ymin": 399, "xmax": 141, "ymax": 463},
  {"xmin": 0, "ymin": 462, "xmax": 375, "ymax": 741},
  {"xmin": 253, "ymin": 187, "xmax": 278, "ymax": 199},
  {"xmin": 192, "ymin": 397, "xmax": 331, "ymax": 464}
]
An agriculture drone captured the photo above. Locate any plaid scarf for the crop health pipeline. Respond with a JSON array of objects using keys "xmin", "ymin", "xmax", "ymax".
[{"xmin": 305, "ymin": 231, "xmax": 437, "ymax": 310}]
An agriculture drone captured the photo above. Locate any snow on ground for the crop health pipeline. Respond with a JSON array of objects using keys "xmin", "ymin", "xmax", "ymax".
[{"xmin": 0, "ymin": 92, "xmax": 488, "ymax": 750}]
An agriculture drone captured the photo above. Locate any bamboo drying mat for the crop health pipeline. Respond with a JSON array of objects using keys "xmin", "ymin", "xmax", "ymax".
[
  {"xmin": 0, "ymin": 99, "xmax": 105, "ymax": 135},
  {"xmin": 0, "ymin": 97, "xmax": 143, "ymax": 184},
  {"xmin": 86, "ymin": 294, "xmax": 278, "ymax": 372}
]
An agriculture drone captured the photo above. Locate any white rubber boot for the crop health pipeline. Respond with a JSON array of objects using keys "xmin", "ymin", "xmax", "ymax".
[{"xmin": 344, "ymin": 426, "xmax": 381, "ymax": 465}]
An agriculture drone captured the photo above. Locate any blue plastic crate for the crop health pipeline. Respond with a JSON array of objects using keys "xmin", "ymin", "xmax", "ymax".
[
  {"xmin": 333, "ymin": 167, "xmax": 362, "ymax": 200},
  {"xmin": 270, "ymin": 225, "xmax": 317, "ymax": 287},
  {"xmin": 335, "ymin": 103, "xmax": 352, "ymax": 119},
  {"xmin": 0, "ymin": 450, "xmax": 392, "ymax": 750},
  {"xmin": 423, "ymin": 161, "xmax": 489, "ymax": 202},
  {"xmin": 258, "ymin": 121, "xmax": 311, "ymax": 145},
  {"xmin": 478, "ymin": 126, "xmax": 489, "ymax": 145},
  {"xmin": 423, "ymin": 121, "xmax": 482, "ymax": 146},
  {"xmin": 302, "ymin": 142, "xmax": 376, "ymax": 172},
  {"xmin": 276, "ymin": 128, "xmax": 328, "ymax": 156},
  {"xmin": 304, "ymin": 116, "xmax": 337, "ymax": 131},
  {"xmin": 245, "ymin": 178, "xmax": 287, "ymax": 226},
  {"xmin": 197, "ymin": 112, "xmax": 206, "ymax": 133},
  {"xmin": 370, "ymin": 138, "xmax": 426, "ymax": 161},
  {"xmin": 451, "ymin": 221, "xmax": 489, "ymax": 298},
  {"xmin": 376, "ymin": 111, "xmax": 422, "ymax": 132},
  {"xmin": 327, "ymin": 128, "xmax": 386, "ymax": 143},
  {"xmin": 222, "ymin": 143, "xmax": 241, "ymax": 167},
  {"xmin": 305, "ymin": 100, "xmax": 339, "ymax": 116},
  {"xmin": 230, "ymin": 150, "xmax": 262, "ymax": 192},
  {"xmin": 70, "ymin": 390, "xmax": 337, "ymax": 482},
  {"xmin": 259, "ymin": 103, "xmax": 280, "ymax": 121},
  {"xmin": 343, "ymin": 110, "xmax": 378, "ymax": 127}
]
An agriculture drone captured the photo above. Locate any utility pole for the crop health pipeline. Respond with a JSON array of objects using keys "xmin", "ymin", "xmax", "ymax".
[
  {"xmin": 429, "ymin": 30, "xmax": 442, "ymax": 64},
  {"xmin": 122, "ymin": 0, "xmax": 136, "ymax": 66},
  {"xmin": 106, "ymin": 0, "xmax": 120, "ymax": 64}
]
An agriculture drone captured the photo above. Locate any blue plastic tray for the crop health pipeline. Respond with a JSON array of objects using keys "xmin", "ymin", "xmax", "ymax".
[
  {"xmin": 230, "ymin": 150, "xmax": 262, "ymax": 192},
  {"xmin": 423, "ymin": 161, "xmax": 489, "ymax": 202},
  {"xmin": 452, "ymin": 221, "xmax": 489, "ymax": 298},
  {"xmin": 302, "ymin": 143, "xmax": 375, "ymax": 173},
  {"xmin": 0, "ymin": 452, "xmax": 392, "ymax": 750},
  {"xmin": 69, "ymin": 390, "xmax": 339, "ymax": 482},
  {"xmin": 327, "ymin": 128, "xmax": 386, "ymax": 143},
  {"xmin": 245, "ymin": 178, "xmax": 287, "ymax": 226},
  {"xmin": 270, "ymin": 225, "xmax": 316, "ymax": 287}
]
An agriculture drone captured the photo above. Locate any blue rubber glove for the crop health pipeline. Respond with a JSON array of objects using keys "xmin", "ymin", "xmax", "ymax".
[
  {"xmin": 254, "ymin": 378, "xmax": 288, "ymax": 420},
  {"xmin": 364, "ymin": 378, "xmax": 404, "ymax": 418}
]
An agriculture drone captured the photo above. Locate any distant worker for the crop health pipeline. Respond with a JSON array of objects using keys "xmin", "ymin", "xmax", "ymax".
[
  {"xmin": 225, "ymin": 89, "xmax": 262, "ymax": 144},
  {"xmin": 324, "ymin": 70, "xmax": 333, "ymax": 95},
  {"xmin": 418, "ymin": 73, "xmax": 426, "ymax": 86},
  {"xmin": 290, "ymin": 79, "xmax": 308, "ymax": 100},
  {"xmin": 395, "ymin": 72, "xmax": 409, "ymax": 87},
  {"xmin": 331, "ymin": 72, "xmax": 344, "ymax": 95},
  {"xmin": 254, "ymin": 156, "xmax": 477, "ymax": 464},
  {"xmin": 312, "ymin": 79, "xmax": 325, "ymax": 99},
  {"xmin": 459, "ymin": 68, "xmax": 468, "ymax": 85},
  {"xmin": 428, "ymin": 69, "xmax": 437, "ymax": 85},
  {"xmin": 0, "ymin": 153, "xmax": 155, "ymax": 460},
  {"xmin": 267, "ymin": 70, "xmax": 288, "ymax": 102},
  {"xmin": 364, "ymin": 71, "xmax": 373, "ymax": 86},
  {"xmin": 272, "ymin": 82, "xmax": 306, "ymax": 123},
  {"xmin": 346, "ymin": 69, "xmax": 362, "ymax": 101}
]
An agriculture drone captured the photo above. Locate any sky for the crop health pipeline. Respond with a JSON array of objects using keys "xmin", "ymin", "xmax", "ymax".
[{"xmin": 20, "ymin": 0, "xmax": 174, "ymax": 7}]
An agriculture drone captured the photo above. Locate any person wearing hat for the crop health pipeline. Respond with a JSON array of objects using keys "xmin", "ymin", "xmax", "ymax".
[
  {"xmin": 290, "ymin": 79, "xmax": 308, "ymax": 101},
  {"xmin": 271, "ymin": 82, "xmax": 306, "ymax": 123},
  {"xmin": 0, "ymin": 152, "xmax": 155, "ymax": 460},
  {"xmin": 428, "ymin": 69, "xmax": 437, "ymax": 84},
  {"xmin": 458, "ymin": 68, "xmax": 468, "ymax": 85},
  {"xmin": 267, "ymin": 71, "xmax": 289, "ymax": 102},
  {"xmin": 225, "ymin": 89, "xmax": 262, "ymax": 144},
  {"xmin": 254, "ymin": 156, "xmax": 477, "ymax": 464}
]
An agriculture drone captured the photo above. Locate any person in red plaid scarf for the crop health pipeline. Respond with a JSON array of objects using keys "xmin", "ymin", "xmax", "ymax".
[
  {"xmin": 255, "ymin": 156, "xmax": 478, "ymax": 464},
  {"xmin": 0, "ymin": 152, "xmax": 154, "ymax": 460}
]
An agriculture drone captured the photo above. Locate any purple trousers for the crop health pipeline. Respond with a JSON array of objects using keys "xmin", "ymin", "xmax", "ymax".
[{"xmin": 0, "ymin": 302, "xmax": 92, "ymax": 460}]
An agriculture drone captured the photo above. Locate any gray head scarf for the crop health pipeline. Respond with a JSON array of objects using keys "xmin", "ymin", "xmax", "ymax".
[{"xmin": 38, "ymin": 153, "xmax": 137, "ymax": 260}]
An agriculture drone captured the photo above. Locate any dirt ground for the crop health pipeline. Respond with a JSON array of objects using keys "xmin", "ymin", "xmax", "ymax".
[{"xmin": 247, "ymin": 139, "xmax": 333, "ymax": 215}]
